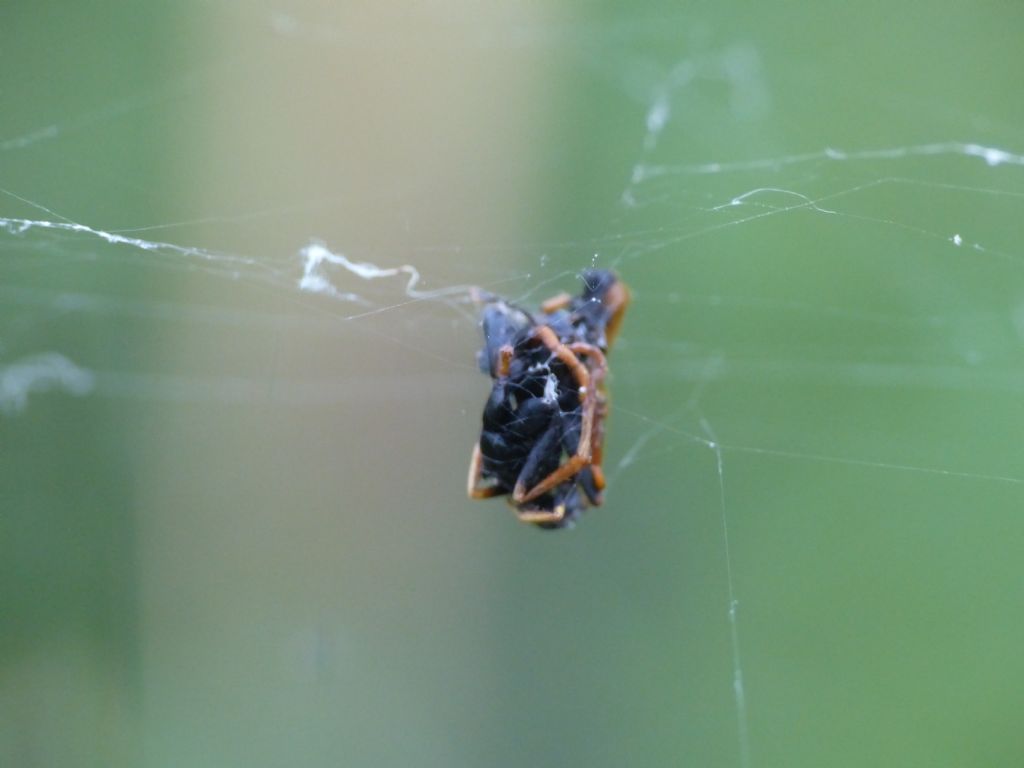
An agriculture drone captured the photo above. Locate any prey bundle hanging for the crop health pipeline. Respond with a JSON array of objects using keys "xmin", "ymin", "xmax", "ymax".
[{"xmin": 467, "ymin": 270, "xmax": 630, "ymax": 529}]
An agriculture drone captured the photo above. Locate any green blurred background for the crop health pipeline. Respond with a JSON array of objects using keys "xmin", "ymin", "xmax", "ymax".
[{"xmin": 3, "ymin": 1, "xmax": 1024, "ymax": 766}]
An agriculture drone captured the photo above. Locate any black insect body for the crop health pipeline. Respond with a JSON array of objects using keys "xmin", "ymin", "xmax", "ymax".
[{"xmin": 467, "ymin": 270, "xmax": 629, "ymax": 529}]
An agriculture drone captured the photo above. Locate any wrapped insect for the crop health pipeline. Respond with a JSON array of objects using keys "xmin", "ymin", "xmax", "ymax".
[{"xmin": 467, "ymin": 270, "xmax": 629, "ymax": 529}]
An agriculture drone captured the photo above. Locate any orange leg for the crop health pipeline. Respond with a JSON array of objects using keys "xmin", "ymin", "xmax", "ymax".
[
  {"xmin": 532, "ymin": 326, "xmax": 591, "ymax": 399},
  {"xmin": 540, "ymin": 292, "xmax": 572, "ymax": 314},
  {"xmin": 602, "ymin": 280, "xmax": 631, "ymax": 350},
  {"xmin": 467, "ymin": 442, "xmax": 504, "ymax": 499},
  {"xmin": 514, "ymin": 503, "xmax": 567, "ymax": 525},
  {"xmin": 587, "ymin": 398, "xmax": 608, "ymax": 494},
  {"xmin": 568, "ymin": 342, "xmax": 606, "ymax": 388},
  {"xmin": 496, "ymin": 344, "xmax": 513, "ymax": 377},
  {"xmin": 513, "ymin": 451, "xmax": 591, "ymax": 505},
  {"xmin": 569, "ymin": 343, "xmax": 609, "ymax": 494}
]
